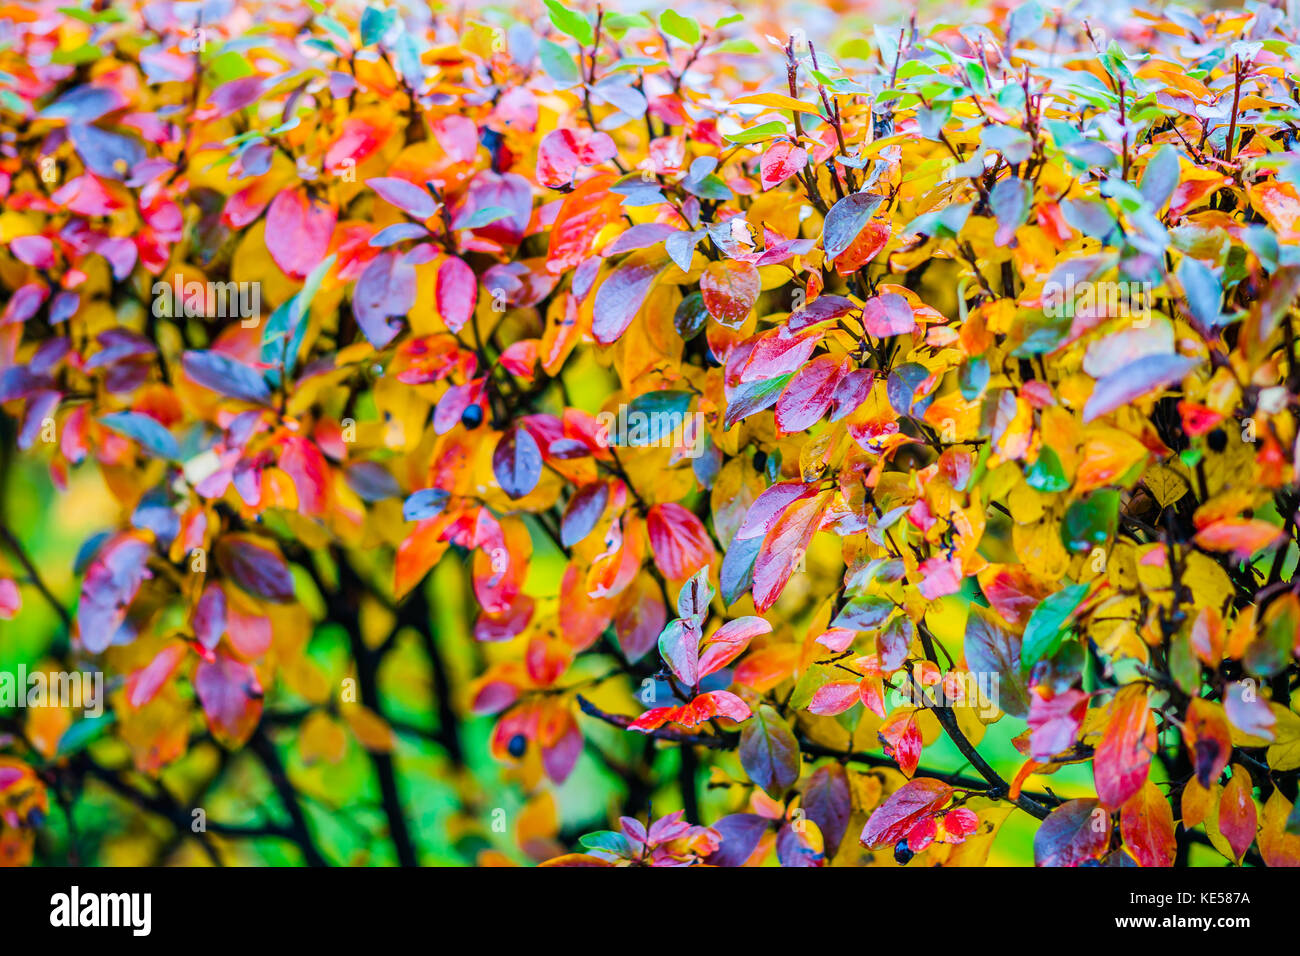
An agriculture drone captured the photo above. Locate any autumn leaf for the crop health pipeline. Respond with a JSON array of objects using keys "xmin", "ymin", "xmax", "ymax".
[
  {"xmin": 1034, "ymin": 799, "xmax": 1109, "ymax": 867},
  {"xmin": 1094, "ymin": 685, "xmax": 1156, "ymax": 809},
  {"xmin": 860, "ymin": 778, "xmax": 952, "ymax": 849},
  {"xmin": 738, "ymin": 704, "xmax": 800, "ymax": 798},
  {"xmin": 1120, "ymin": 780, "xmax": 1176, "ymax": 867},
  {"xmin": 646, "ymin": 502, "xmax": 715, "ymax": 582},
  {"xmin": 266, "ymin": 188, "xmax": 337, "ymax": 280}
]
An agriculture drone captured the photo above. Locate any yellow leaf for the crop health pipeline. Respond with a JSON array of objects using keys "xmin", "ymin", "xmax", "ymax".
[
  {"xmin": 731, "ymin": 92, "xmax": 824, "ymax": 115},
  {"xmin": 342, "ymin": 704, "xmax": 396, "ymax": 753},
  {"xmin": 1267, "ymin": 705, "xmax": 1300, "ymax": 772}
]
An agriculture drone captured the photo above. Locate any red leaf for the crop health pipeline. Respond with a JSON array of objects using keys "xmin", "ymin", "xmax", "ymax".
[
  {"xmin": 126, "ymin": 643, "xmax": 188, "ymax": 709},
  {"xmin": 689, "ymin": 690, "xmax": 750, "ymax": 724},
  {"xmin": 279, "ymin": 436, "xmax": 329, "ymax": 515},
  {"xmin": 980, "ymin": 566, "xmax": 1052, "ymax": 628},
  {"xmin": 194, "ymin": 650, "xmax": 264, "ymax": 748},
  {"xmin": 265, "ymin": 188, "xmax": 336, "ymax": 279},
  {"xmin": 1094, "ymin": 685, "xmax": 1156, "ymax": 808},
  {"xmin": 437, "ymin": 256, "xmax": 478, "ymax": 333},
  {"xmin": 760, "ymin": 142, "xmax": 807, "ymax": 190},
  {"xmin": 823, "ymin": 192, "xmax": 883, "ymax": 262},
  {"xmin": 835, "ymin": 219, "xmax": 890, "ymax": 274},
  {"xmin": 1218, "ymin": 767, "xmax": 1258, "ymax": 862},
  {"xmin": 735, "ymin": 480, "xmax": 816, "ymax": 540},
  {"xmin": 547, "ymin": 173, "xmax": 619, "ymax": 274},
  {"xmin": 537, "ymin": 128, "xmax": 616, "ymax": 188},
  {"xmin": 861, "ymin": 292, "xmax": 916, "ymax": 337},
  {"xmin": 367, "ymin": 177, "xmax": 438, "ymax": 220},
  {"xmin": 1027, "ymin": 687, "xmax": 1088, "ymax": 760},
  {"xmin": 875, "ymin": 615, "xmax": 914, "ymax": 672},
  {"xmin": 629, "ymin": 690, "xmax": 750, "ymax": 731},
  {"xmin": 698, "ymin": 616, "xmax": 771, "ymax": 678},
  {"xmin": 647, "ymin": 502, "xmax": 715, "ymax": 581},
  {"xmin": 558, "ymin": 564, "xmax": 613, "ymax": 650},
  {"xmin": 786, "ymin": 294, "xmax": 857, "ymax": 333},
  {"xmin": 775, "ymin": 355, "xmax": 846, "ymax": 433},
  {"xmin": 860, "ymin": 777, "xmax": 953, "ymax": 849},
  {"xmin": 808, "ymin": 680, "xmax": 862, "ymax": 716},
  {"xmin": 0, "ymin": 578, "xmax": 20, "ymax": 620},
  {"xmin": 226, "ymin": 601, "xmax": 272, "ymax": 659},
  {"xmin": 737, "ymin": 328, "xmax": 820, "ymax": 382},
  {"xmin": 352, "ymin": 251, "xmax": 415, "ymax": 348},
  {"xmin": 752, "ymin": 490, "xmax": 830, "ymax": 611},
  {"xmin": 880, "ymin": 712, "xmax": 923, "ymax": 776},
  {"xmin": 1224, "ymin": 680, "xmax": 1277, "ymax": 740}
]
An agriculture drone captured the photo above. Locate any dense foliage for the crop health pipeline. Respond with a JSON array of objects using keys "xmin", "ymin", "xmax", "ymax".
[{"xmin": 3, "ymin": 0, "xmax": 1300, "ymax": 868}]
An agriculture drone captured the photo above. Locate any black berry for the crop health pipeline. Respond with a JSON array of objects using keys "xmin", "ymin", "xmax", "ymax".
[
  {"xmin": 507, "ymin": 733, "xmax": 527, "ymax": 758},
  {"xmin": 461, "ymin": 404, "xmax": 484, "ymax": 429},
  {"xmin": 1207, "ymin": 428, "xmax": 1227, "ymax": 452},
  {"xmin": 894, "ymin": 839, "xmax": 914, "ymax": 864}
]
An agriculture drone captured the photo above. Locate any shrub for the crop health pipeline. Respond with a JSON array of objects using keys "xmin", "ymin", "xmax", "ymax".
[{"xmin": 1, "ymin": 0, "xmax": 1300, "ymax": 868}]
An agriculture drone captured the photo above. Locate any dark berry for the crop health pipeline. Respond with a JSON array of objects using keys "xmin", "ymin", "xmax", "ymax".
[
  {"xmin": 1207, "ymin": 428, "xmax": 1227, "ymax": 452},
  {"xmin": 461, "ymin": 404, "xmax": 484, "ymax": 429},
  {"xmin": 753, "ymin": 451, "xmax": 768, "ymax": 473},
  {"xmin": 894, "ymin": 839, "xmax": 914, "ymax": 865},
  {"xmin": 507, "ymin": 733, "xmax": 527, "ymax": 758}
]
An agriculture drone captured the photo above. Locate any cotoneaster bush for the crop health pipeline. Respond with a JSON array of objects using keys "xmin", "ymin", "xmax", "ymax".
[{"xmin": 1, "ymin": 0, "xmax": 1300, "ymax": 868}]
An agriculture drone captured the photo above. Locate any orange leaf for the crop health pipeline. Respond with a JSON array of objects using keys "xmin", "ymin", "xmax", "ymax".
[{"xmin": 1094, "ymin": 684, "xmax": 1156, "ymax": 808}]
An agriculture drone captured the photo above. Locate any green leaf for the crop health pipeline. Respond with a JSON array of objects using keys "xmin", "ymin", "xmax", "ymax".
[
  {"xmin": 58, "ymin": 5, "xmax": 127, "ymax": 23},
  {"xmin": 360, "ymin": 5, "xmax": 398, "ymax": 47},
  {"xmin": 457, "ymin": 205, "xmax": 512, "ymax": 229},
  {"xmin": 724, "ymin": 121, "xmax": 786, "ymax": 145},
  {"xmin": 1061, "ymin": 489, "xmax": 1119, "ymax": 554},
  {"xmin": 659, "ymin": 10, "xmax": 702, "ymax": 46},
  {"xmin": 57, "ymin": 712, "xmax": 115, "ymax": 757},
  {"xmin": 546, "ymin": 0, "xmax": 594, "ymax": 47},
  {"xmin": 724, "ymin": 374, "xmax": 792, "ymax": 429},
  {"xmin": 602, "ymin": 13, "xmax": 651, "ymax": 37},
  {"xmin": 1026, "ymin": 447, "xmax": 1069, "ymax": 493},
  {"xmin": 538, "ymin": 38, "xmax": 580, "ymax": 86},
  {"xmin": 51, "ymin": 44, "xmax": 103, "ymax": 65},
  {"xmin": 579, "ymin": 830, "xmax": 630, "ymax": 854},
  {"xmin": 1021, "ymin": 583, "xmax": 1089, "ymax": 674},
  {"xmin": 615, "ymin": 390, "xmax": 694, "ymax": 447},
  {"xmin": 263, "ymin": 254, "xmax": 335, "ymax": 381},
  {"xmin": 788, "ymin": 663, "xmax": 836, "ymax": 711}
]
